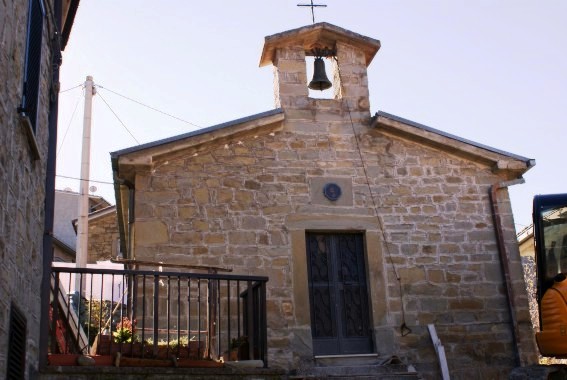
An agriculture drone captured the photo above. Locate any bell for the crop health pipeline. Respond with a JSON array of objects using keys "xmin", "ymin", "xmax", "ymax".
[{"xmin": 308, "ymin": 57, "xmax": 332, "ymax": 91}]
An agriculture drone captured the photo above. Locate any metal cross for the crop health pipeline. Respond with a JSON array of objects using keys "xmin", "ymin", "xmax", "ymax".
[{"xmin": 297, "ymin": 0, "xmax": 327, "ymax": 24}]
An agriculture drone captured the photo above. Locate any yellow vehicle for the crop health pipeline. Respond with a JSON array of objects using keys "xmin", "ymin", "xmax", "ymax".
[{"xmin": 533, "ymin": 193, "xmax": 567, "ymax": 356}]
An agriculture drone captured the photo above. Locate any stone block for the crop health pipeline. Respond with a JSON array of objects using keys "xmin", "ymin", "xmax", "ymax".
[
  {"xmin": 228, "ymin": 231, "xmax": 256, "ymax": 245},
  {"xmin": 170, "ymin": 231, "xmax": 203, "ymax": 245},
  {"xmin": 241, "ymin": 216, "xmax": 267, "ymax": 230},
  {"xmin": 178, "ymin": 205, "xmax": 198, "ymax": 219},
  {"xmin": 449, "ymin": 298, "xmax": 485, "ymax": 311},
  {"xmin": 399, "ymin": 267, "xmax": 426, "ymax": 282},
  {"xmin": 204, "ymin": 205, "xmax": 227, "ymax": 218},
  {"xmin": 136, "ymin": 220, "xmax": 169, "ymax": 244}
]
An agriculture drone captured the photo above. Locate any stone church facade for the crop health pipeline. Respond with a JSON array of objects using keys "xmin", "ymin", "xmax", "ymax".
[{"xmin": 111, "ymin": 23, "xmax": 538, "ymax": 378}]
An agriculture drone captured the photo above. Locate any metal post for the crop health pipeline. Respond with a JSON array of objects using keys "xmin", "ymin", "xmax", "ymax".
[
  {"xmin": 246, "ymin": 281, "xmax": 254, "ymax": 360},
  {"xmin": 260, "ymin": 281, "xmax": 268, "ymax": 367},
  {"xmin": 153, "ymin": 275, "xmax": 159, "ymax": 357},
  {"xmin": 39, "ymin": 0, "xmax": 63, "ymax": 367}
]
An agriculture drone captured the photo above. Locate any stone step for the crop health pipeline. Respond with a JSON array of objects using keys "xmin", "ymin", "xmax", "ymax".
[
  {"xmin": 290, "ymin": 361, "xmax": 422, "ymax": 380},
  {"xmin": 289, "ymin": 374, "xmax": 421, "ymax": 380}
]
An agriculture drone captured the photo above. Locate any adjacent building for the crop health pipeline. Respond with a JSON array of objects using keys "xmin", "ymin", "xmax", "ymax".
[
  {"xmin": 52, "ymin": 188, "xmax": 116, "ymax": 263},
  {"xmin": 0, "ymin": 0, "xmax": 79, "ymax": 377}
]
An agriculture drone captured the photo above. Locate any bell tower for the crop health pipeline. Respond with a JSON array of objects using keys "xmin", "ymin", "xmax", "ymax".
[{"xmin": 259, "ymin": 23, "xmax": 381, "ymax": 122}]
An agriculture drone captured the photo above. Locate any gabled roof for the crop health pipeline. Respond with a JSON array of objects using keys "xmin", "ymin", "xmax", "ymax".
[
  {"xmin": 111, "ymin": 108, "xmax": 284, "ymax": 168},
  {"xmin": 372, "ymin": 111, "xmax": 535, "ymax": 175},
  {"xmin": 259, "ymin": 22, "xmax": 381, "ymax": 67},
  {"xmin": 111, "ymin": 108, "xmax": 285, "ymax": 258}
]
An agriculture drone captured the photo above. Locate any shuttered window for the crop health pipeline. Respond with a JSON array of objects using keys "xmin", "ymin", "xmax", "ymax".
[
  {"xmin": 6, "ymin": 303, "xmax": 27, "ymax": 380},
  {"xmin": 18, "ymin": 0, "xmax": 46, "ymax": 133}
]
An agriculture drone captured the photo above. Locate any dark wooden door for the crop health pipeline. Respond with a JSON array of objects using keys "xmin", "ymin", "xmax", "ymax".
[{"xmin": 306, "ymin": 232, "xmax": 373, "ymax": 355}]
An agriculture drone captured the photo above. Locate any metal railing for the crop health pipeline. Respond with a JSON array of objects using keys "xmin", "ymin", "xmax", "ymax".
[{"xmin": 48, "ymin": 266, "xmax": 268, "ymax": 366}]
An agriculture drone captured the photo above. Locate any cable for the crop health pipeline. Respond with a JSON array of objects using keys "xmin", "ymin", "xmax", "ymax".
[
  {"xmin": 57, "ymin": 89, "xmax": 83, "ymax": 157},
  {"xmin": 96, "ymin": 85, "xmax": 200, "ymax": 129},
  {"xmin": 60, "ymin": 83, "xmax": 83, "ymax": 93},
  {"xmin": 334, "ymin": 55, "xmax": 411, "ymax": 337},
  {"xmin": 56, "ymin": 174, "xmax": 114, "ymax": 185},
  {"xmin": 96, "ymin": 91, "xmax": 140, "ymax": 145}
]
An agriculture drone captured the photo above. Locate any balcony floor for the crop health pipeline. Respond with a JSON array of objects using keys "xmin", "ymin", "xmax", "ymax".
[{"xmin": 41, "ymin": 365, "xmax": 286, "ymax": 380}]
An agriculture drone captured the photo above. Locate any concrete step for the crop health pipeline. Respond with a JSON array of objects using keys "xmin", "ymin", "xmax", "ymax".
[{"xmin": 290, "ymin": 356, "xmax": 422, "ymax": 380}]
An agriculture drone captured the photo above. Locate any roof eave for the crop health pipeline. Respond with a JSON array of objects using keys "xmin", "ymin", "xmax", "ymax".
[
  {"xmin": 61, "ymin": 0, "xmax": 80, "ymax": 50},
  {"xmin": 111, "ymin": 108, "xmax": 284, "ymax": 160},
  {"xmin": 259, "ymin": 22, "xmax": 381, "ymax": 67},
  {"xmin": 372, "ymin": 111, "xmax": 536, "ymax": 175}
]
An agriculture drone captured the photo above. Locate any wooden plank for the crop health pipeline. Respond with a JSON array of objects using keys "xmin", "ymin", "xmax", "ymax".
[{"xmin": 427, "ymin": 324, "xmax": 450, "ymax": 380}]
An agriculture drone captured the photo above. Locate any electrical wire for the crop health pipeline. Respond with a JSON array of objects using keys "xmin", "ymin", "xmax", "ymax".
[
  {"xmin": 60, "ymin": 83, "xmax": 83, "ymax": 93},
  {"xmin": 96, "ymin": 85, "xmax": 201, "ymax": 129},
  {"xmin": 57, "ymin": 89, "xmax": 83, "ymax": 157},
  {"xmin": 96, "ymin": 91, "xmax": 140, "ymax": 145},
  {"xmin": 334, "ymin": 55, "xmax": 411, "ymax": 337},
  {"xmin": 56, "ymin": 174, "xmax": 114, "ymax": 185}
]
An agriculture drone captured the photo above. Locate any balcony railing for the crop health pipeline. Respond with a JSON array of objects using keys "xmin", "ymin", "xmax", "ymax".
[{"xmin": 48, "ymin": 265, "xmax": 268, "ymax": 367}]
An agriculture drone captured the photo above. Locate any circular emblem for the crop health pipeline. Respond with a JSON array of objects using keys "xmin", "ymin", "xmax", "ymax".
[{"xmin": 323, "ymin": 183, "xmax": 342, "ymax": 201}]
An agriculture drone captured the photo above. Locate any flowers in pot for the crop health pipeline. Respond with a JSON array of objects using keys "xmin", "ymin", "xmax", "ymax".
[{"xmin": 113, "ymin": 317, "xmax": 136, "ymax": 343}]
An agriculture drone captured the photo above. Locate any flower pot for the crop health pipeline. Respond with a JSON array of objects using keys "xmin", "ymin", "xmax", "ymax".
[
  {"xmin": 48, "ymin": 354, "xmax": 114, "ymax": 367},
  {"xmin": 48, "ymin": 354, "xmax": 80, "ymax": 366}
]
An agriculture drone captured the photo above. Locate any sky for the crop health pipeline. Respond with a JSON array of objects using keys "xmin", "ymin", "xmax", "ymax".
[{"xmin": 55, "ymin": 1, "xmax": 567, "ymax": 232}]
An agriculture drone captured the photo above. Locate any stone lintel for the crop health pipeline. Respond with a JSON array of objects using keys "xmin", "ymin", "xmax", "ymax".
[{"xmin": 286, "ymin": 214, "xmax": 380, "ymax": 231}]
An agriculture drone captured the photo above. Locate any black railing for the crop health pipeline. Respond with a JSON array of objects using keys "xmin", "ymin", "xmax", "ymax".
[{"xmin": 48, "ymin": 266, "xmax": 268, "ymax": 366}]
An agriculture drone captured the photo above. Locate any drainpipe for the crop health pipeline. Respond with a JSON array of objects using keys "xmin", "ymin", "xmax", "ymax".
[
  {"xmin": 115, "ymin": 178, "xmax": 135, "ymax": 260},
  {"xmin": 489, "ymin": 177, "xmax": 525, "ymax": 367},
  {"xmin": 39, "ymin": 0, "xmax": 62, "ymax": 369},
  {"xmin": 115, "ymin": 177, "xmax": 135, "ymax": 323}
]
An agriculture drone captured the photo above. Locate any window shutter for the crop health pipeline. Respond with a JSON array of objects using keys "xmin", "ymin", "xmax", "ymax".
[
  {"xmin": 20, "ymin": 0, "xmax": 45, "ymax": 133},
  {"xmin": 6, "ymin": 303, "xmax": 27, "ymax": 380}
]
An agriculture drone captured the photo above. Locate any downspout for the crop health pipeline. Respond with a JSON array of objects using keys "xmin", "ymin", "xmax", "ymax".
[
  {"xmin": 39, "ymin": 0, "xmax": 62, "ymax": 369},
  {"xmin": 489, "ymin": 177, "xmax": 525, "ymax": 367},
  {"xmin": 115, "ymin": 178, "xmax": 135, "ymax": 260},
  {"xmin": 114, "ymin": 177, "xmax": 135, "ymax": 323}
]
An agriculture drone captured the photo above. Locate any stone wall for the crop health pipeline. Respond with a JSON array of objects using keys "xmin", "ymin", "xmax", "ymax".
[
  {"xmin": 0, "ymin": 0, "xmax": 57, "ymax": 377},
  {"xmin": 131, "ymin": 126, "xmax": 535, "ymax": 377},
  {"xmin": 87, "ymin": 209, "xmax": 119, "ymax": 263}
]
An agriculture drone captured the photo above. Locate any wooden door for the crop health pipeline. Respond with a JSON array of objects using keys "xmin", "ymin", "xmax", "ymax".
[{"xmin": 306, "ymin": 232, "xmax": 373, "ymax": 355}]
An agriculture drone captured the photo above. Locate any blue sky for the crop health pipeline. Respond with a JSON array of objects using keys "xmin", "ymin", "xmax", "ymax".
[{"xmin": 56, "ymin": 1, "xmax": 567, "ymax": 231}]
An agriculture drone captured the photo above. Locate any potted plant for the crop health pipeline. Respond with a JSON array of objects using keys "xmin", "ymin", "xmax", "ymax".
[
  {"xmin": 113, "ymin": 317, "xmax": 135, "ymax": 343},
  {"xmin": 229, "ymin": 336, "xmax": 249, "ymax": 361},
  {"xmin": 95, "ymin": 317, "xmax": 146, "ymax": 356}
]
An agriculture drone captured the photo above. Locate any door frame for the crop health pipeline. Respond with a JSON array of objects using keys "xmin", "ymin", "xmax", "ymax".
[
  {"xmin": 289, "ymin": 221, "xmax": 388, "ymax": 358},
  {"xmin": 305, "ymin": 231, "xmax": 374, "ymax": 356}
]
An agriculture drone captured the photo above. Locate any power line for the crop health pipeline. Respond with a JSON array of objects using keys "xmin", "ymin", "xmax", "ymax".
[
  {"xmin": 96, "ymin": 84, "xmax": 201, "ymax": 129},
  {"xmin": 97, "ymin": 91, "xmax": 141, "ymax": 145},
  {"xmin": 57, "ymin": 90, "xmax": 83, "ymax": 157},
  {"xmin": 56, "ymin": 174, "xmax": 114, "ymax": 185},
  {"xmin": 60, "ymin": 83, "xmax": 83, "ymax": 93}
]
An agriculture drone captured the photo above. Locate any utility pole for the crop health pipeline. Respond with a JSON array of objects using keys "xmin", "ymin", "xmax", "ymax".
[{"xmin": 75, "ymin": 75, "xmax": 95, "ymax": 293}]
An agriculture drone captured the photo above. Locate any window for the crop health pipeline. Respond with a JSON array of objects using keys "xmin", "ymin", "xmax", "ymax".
[
  {"xmin": 18, "ymin": 0, "xmax": 46, "ymax": 133},
  {"xmin": 6, "ymin": 303, "xmax": 27, "ymax": 379}
]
